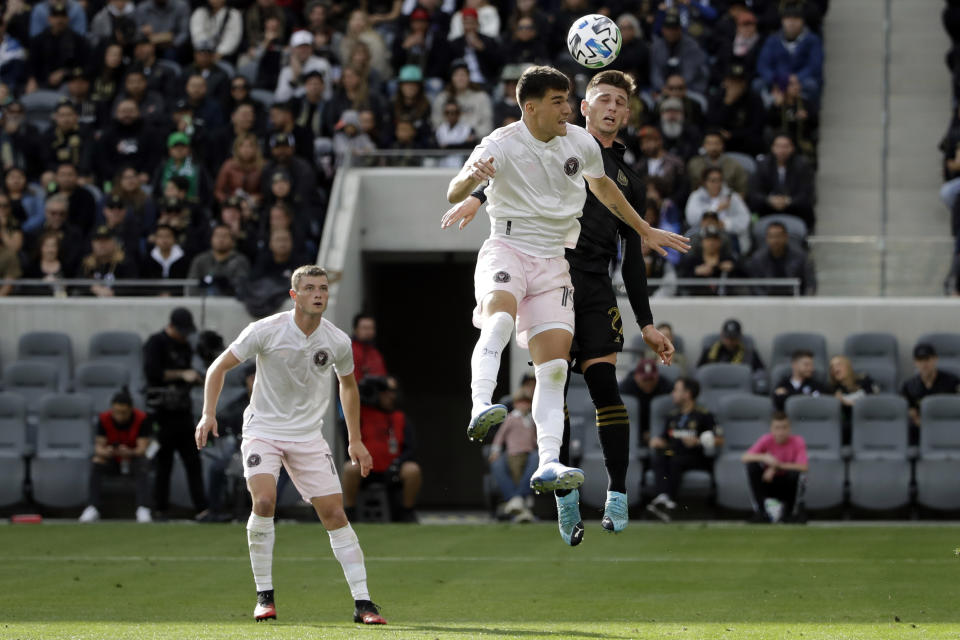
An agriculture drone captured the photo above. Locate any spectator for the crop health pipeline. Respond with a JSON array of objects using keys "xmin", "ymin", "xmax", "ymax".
[
  {"xmin": 748, "ymin": 133, "xmax": 817, "ymax": 232},
  {"xmin": 676, "ymin": 225, "xmax": 741, "ymax": 296},
  {"xmin": 636, "ymin": 126, "xmax": 687, "ymax": 206},
  {"xmin": 29, "ymin": 0, "xmax": 86, "ymax": 38},
  {"xmin": 332, "ymin": 110, "xmax": 376, "ymax": 166},
  {"xmin": 189, "ymin": 0, "xmax": 242, "ymax": 61},
  {"xmin": 828, "ymin": 354, "xmax": 879, "ymax": 443},
  {"xmin": 756, "ymin": 3, "xmax": 823, "ymax": 107},
  {"xmin": 646, "ymin": 377, "xmax": 721, "ymax": 522},
  {"xmin": 22, "ymin": 229, "xmax": 71, "ymax": 295},
  {"xmin": 741, "ymin": 411, "xmax": 808, "ymax": 523},
  {"xmin": 447, "ymin": 7, "xmax": 502, "ymax": 86},
  {"xmin": 773, "ymin": 349, "xmax": 826, "ymax": 411},
  {"xmin": 76, "ymin": 225, "xmax": 139, "ymax": 297},
  {"xmin": 1, "ymin": 102, "xmax": 44, "ymax": 181},
  {"xmin": 78, "ymin": 388, "xmax": 152, "ymax": 523},
  {"xmin": 183, "ymin": 73, "xmax": 225, "ymax": 131},
  {"xmin": 685, "ymin": 167, "xmax": 751, "ymax": 253},
  {"xmin": 261, "ymin": 132, "xmax": 318, "ymax": 209},
  {"xmin": 89, "ymin": 0, "xmax": 135, "ymax": 48},
  {"xmin": 26, "ymin": 1, "xmax": 89, "ymax": 93},
  {"xmin": 650, "ymin": 10, "xmax": 708, "ymax": 95},
  {"xmin": 698, "ymin": 318, "xmax": 766, "ymax": 371},
  {"xmin": 447, "ymin": 0, "xmax": 499, "ymax": 40},
  {"xmin": 293, "ymin": 70, "xmax": 332, "ymax": 140},
  {"xmin": 492, "ymin": 63, "xmax": 525, "ymax": 128},
  {"xmin": 392, "ymin": 64, "xmax": 432, "ymax": 140},
  {"xmin": 209, "ymin": 102, "xmax": 258, "ymax": 175},
  {"xmin": 47, "ymin": 163, "xmax": 94, "ymax": 238},
  {"xmin": 608, "ymin": 14, "xmax": 650, "ymax": 89},
  {"xmin": 391, "ymin": 7, "xmax": 447, "ymax": 82},
  {"xmin": 687, "ymin": 130, "xmax": 749, "ymax": 196},
  {"xmin": 618, "ymin": 358, "xmax": 672, "ymax": 445},
  {"xmin": 186, "ymin": 223, "xmax": 250, "ymax": 296},
  {"xmin": 435, "ymin": 101, "xmax": 476, "ymax": 156},
  {"xmin": 488, "ymin": 388, "xmax": 537, "ymax": 523},
  {"xmin": 90, "ymin": 43, "xmax": 125, "ymax": 125},
  {"xmin": 339, "ymin": 9, "xmax": 391, "ymax": 81},
  {"xmin": 275, "ymin": 30, "xmax": 334, "ymax": 104},
  {"xmin": 132, "ymin": 35, "xmax": 177, "ymax": 98},
  {"xmin": 658, "ymin": 97, "xmax": 701, "ymax": 162},
  {"xmin": 767, "ymin": 73, "xmax": 819, "ymax": 167},
  {"xmin": 656, "ymin": 73, "xmax": 704, "ymax": 128},
  {"xmin": 269, "ymin": 100, "xmax": 316, "ymax": 166},
  {"xmin": 152, "ymin": 132, "xmax": 209, "ymax": 206},
  {"xmin": 154, "ymin": 195, "xmax": 205, "ymax": 260},
  {"xmin": 216, "ymin": 196, "xmax": 257, "ymax": 260},
  {"xmin": 215, "ymin": 133, "xmax": 264, "ymax": 206},
  {"xmin": 745, "ymin": 221, "xmax": 817, "ymax": 295},
  {"xmin": 140, "ymin": 223, "xmax": 188, "ymax": 293},
  {"xmin": 651, "ymin": 0, "xmax": 718, "ymax": 44},
  {"xmin": 183, "ymin": 40, "xmax": 230, "ymax": 108},
  {"xmin": 40, "ymin": 101, "xmax": 94, "ymax": 182},
  {"xmin": 24, "ymin": 194, "xmax": 83, "ymax": 270},
  {"xmin": 113, "ymin": 165, "xmax": 159, "ymax": 234},
  {"xmin": 250, "ymin": 227, "xmax": 301, "ymax": 281},
  {"xmin": 654, "ymin": 323, "xmax": 688, "ymax": 371},
  {"xmin": 243, "ymin": 0, "xmax": 285, "ymax": 63},
  {"xmin": 506, "ymin": 0, "xmax": 550, "ymax": 41},
  {"xmin": 97, "ymin": 99, "xmax": 162, "ymax": 185},
  {"xmin": 502, "ymin": 15, "xmax": 549, "ymax": 66},
  {"xmin": 135, "ymin": 0, "xmax": 190, "ymax": 59},
  {"xmin": 0, "ymin": 17, "xmax": 27, "ymax": 93},
  {"xmin": 64, "ymin": 66, "xmax": 97, "ymax": 126},
  {"xmin": 901, "ymin": 343, "xmax": 960, "ymax": 446},
  {"xmin": 714, "ymin": 10, "xmax": 761, "ymax": 83},
  {"xmin": 387, "ymin": 118, "xmax": 422, "ymax": 167},
  {"xmin": 707, "ymin": 62, "xmax": 765, "ymax": 156},
  {"xmin": 645, "ymin": 177, "xmax": 684, "ymax": 265},
  {"xmin": 344, "ymin": 375, "xmax": 422, "ymax": 523},
  {"xmin": 115, "ymin": 68, "xmax": 167, "ymax": 126},
  {"xmin": 351, "ymin": 312, "xmax": 387, "ymax": 382},
  {"xmin": 100, "ymin": 194, "xmax": 143, "ymax": 261},
  {"xmin": 0, "ymin": 217, "xmax": 21, "ymax": 296},
  {"xmin": 223, "ymin": 77, "xmax": 262, "ymax": 128},
  {"xmin": 143, "ymin": 307, "xmax": 208, "ymax": 519}
]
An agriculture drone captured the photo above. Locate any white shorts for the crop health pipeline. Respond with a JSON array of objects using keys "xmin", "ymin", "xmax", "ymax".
[
  {"xmin": 241, "ymin": 433, "xmax": 341, "ymax": 502},
  {"xmin": 472, "ymin": 238, "xmax": 574, "ymax": 349}
]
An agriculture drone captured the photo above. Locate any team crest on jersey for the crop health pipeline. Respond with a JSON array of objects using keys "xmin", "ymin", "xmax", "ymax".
[
  {"xmin": 313, "ymin": 349, "xmax": 330, "ymax": 367},
  {"xmin": 563, "ymin": 157, "xmax": 581, "ymax": 176},
  {"xmin": 617, "ymin": 169, "xmax": 628, "ymax": 186},
  {"xmin": 247, "ymin": 453, "xmax": 261, "ymax": 467},
  {"xmin": 493, "ymin": 271, "xmax": 511, "ymax": 283}
]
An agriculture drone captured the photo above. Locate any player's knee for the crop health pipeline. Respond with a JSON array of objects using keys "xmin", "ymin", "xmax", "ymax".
[
  {"xmin": 534, "ymin": 358, "xmax": 568, "ymax": 390},
  {"xmin": 321, "ymin": 505, "xmax": 348, "ymax": 529},
  {"xmin": 252, "ymin": 495, "xmax": 276, "ymax": 517}
]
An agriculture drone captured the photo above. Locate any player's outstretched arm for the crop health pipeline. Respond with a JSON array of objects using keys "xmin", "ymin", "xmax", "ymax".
[
  {"xmin": 441, "ymin": 195, "xmax": 482, "ymax": 230},
  {"xmin": 585, "ymin": 174, "xmax": 690, "ymax": 257},
  {"xmin": 446, "ymin": 157, "xmax": 495, "ymax": 203},
  {"xmin": 339, "ymin": 372, "xmax": 373, "ymax": 477},
  {"xmin": 194, "ymin": 349, "xmax": 241, "ymax": 449}
]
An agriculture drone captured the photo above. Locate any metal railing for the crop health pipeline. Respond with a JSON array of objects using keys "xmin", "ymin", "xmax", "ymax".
[
  {"xmin": 1, "ymin": 278, "xmax": 200, "ymax": 296},
  {"xmin": 616, "ymin": 277, "xmax": 803, "ymax": 297}
]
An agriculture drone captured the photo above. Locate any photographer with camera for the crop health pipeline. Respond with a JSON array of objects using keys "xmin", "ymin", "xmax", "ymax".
[
  {"xmin": 342, "ymin": 375, "xmax": 421, "ymax": 523},
  {"xmin": 144, "ymin": 307, "xmax": 208, "ymax": 519}
]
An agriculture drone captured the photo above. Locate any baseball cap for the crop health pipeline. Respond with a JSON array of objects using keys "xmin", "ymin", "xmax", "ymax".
[
  {"xmin": 635, "ymin": 358, "xmax": 659, "ymax": 380},
  {"xmin": 662, "ymin": 10, "xmax": 681, "ymax": 28},
  {"xmin": 914, "ymin": 343, "xmax": 937, "ymax": 359},
  {"xmin": 271, "ymin": 169, "xmax": 291, "ymax": 183},
  {"xmin": 105, "ymin": 194, "xmax": 125, "ymax": 209},
  {"xmin": 449, "ymin": 58, "xmax": 469, "ymax": 75},
  {"xmin": 92, "ymin": 225, "xmax": 115, "ymax": 240},
  {"xmin": 167, "ymin": 131, "xmax": 190, "ymax": 148},
  {"xmin": 195, "ymin": 40, "xmax": 215, "ymax": 52},
  {"xmin": 397, "ymin": 64, "xmax": 423, "ymax": 83},
  {"xmin": 335, "ymin": 109, "xmax": 361, "ymax": 131},
  {"xmin": 66, "ymin": 67, "xmax": 88, "ymax": 81},
  {"xmin": 290, "ymin": 30, "xmax": 313, "ymax": 48},
  {"xmin": 702, "ymin": 225, "xmax": 722, "ymax": 239},
  {"xmin": 461, "ymin": 7, "xmax": 478, "ymax": 19},
  {"xmin": 727, "ymin": 63, "xmax": 748, "ymax": 79},
  {"xmin": 721, "ymin": 319, "xmax": 743, "ymax": 339},
  {"xmin": 49, "ymin": 2, "xmax": 68, "ymax": 16},
  {"xmin": 269, "ymin": 132, "xmax": 294, "ymax": 148},
  {"xmin": 302, "ymin": 69, "xmax": 324, "ymax": 82},
  {"xmin": 410, "ymin": 8, "xmax": 429, "ymax": 21},
  {"xmin": 660, "ymin": 97, "xmax": 684, "ymax": 112},
  {"xmin": 161, "ymin": 196, "xmax": 184, "ymax": 211},
  {"xmin": 170, "ymin": 307, "xmax": 196, "ymax": 335},
  {"xmin": 782, "ymin": 2, "xmax": 805, "ymax": 18}
]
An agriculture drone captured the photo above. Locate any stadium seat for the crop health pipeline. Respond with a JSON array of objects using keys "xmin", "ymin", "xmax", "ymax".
[
  {"xmin": 785, "ymin": 395, "xmax": 844, "ymax": 510},
  {"xmin": 21, "ymin": 90, "xmax": 63, "ymax": 130},
  {"xmin": 695, "ymin": 363, "xmax": 752, "ymax": 413},
  {"xmin": 580, "ymin": 400, "xmax": 642, "ymax": 509},
  {"xmin": 770, "ymin": 362, "xmax": 826, "ymax": 389},
  {"xmin": 852, "ymin": 361, "xmax": 898, "ymax": 393},
  {"xmin": 771, "ymin": 332, "xmax": 828, "ymax": 372},
  {"xmin": 915, "ymin": 333, "xmax": 960, "ymax": 378},
  {"xmin": 916, "ymin": 395, "xmax": 960, "ymax": 510},
  {"xmin": 844, "ymin": 332, "xmax": 899, "ymax": 373},
  {"xmin": 566, "ymin": 383, "xmax": 593, "ymax": 462},
  {"xmin": 237, "ymin": 60, "xmax": 257, "ymax": 83},
  {"xmin": 251, "ymin": 89, "xmax": 275, "ymax": 108},
  {"xmin": 74, "ymin": 362, "xmax": 130, "ymax": 415},
  {"xmin": 752, "ymin": 214, "xmax": 809, "ymax": 247},
  {"xmin": 30, "ymin": 393, "xmax": 94, "ymax": 508},
  {"xmin": 0, "ymin": 393, "xmax": 27, "ymax": 506},
  {"xmin": 848, "ymin": 395, "xmax": 910, "ymax": 510},
  {"xmin": 18, "ymin": 331, "xmax": 73, "ymax": 391},
  {"xmin": 216, "ymin": 60, "xmax": 236, "ymax": 78},
  {"xmin": 629, "ymin": 333, "xmax": 685, "ymax": 363},
  {"xmin": 726, "ymin": 152, "xmax": 757, "ymax": 176},
  {"xmin": 2, "ymin": 361, "xmax": 60, "ymax": 419},
  {"xmin": 648, "ymin": 394, "xmax": 674, "ymax": 439},
  {"xmin": 88, "ymin": 331, "xmax": 144, "ymax": 393},
  {"xmin": 156, "ymin": 59, "xmax": 182, "ymax": 79},
  {"xmin": 699, "ymin": 333, "xmax": 758, "ymax": 361},
  {"xmin": 713, "ymin": 394, "xmax": 773, "ymax": 511}
]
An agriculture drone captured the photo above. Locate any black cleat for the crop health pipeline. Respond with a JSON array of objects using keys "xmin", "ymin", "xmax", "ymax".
[
  {"xmin": 353, "ymin": 599, "xmax": 387, "ymax": 624},
  {"xmin": 254, "ymin": 589, "xmax": 276, "ymax": 621}
]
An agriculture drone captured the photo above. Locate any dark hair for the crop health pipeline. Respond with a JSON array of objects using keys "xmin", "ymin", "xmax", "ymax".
[
  {"xmin": 772, "ymin": 410, "xmax": 789, "ymax": 422},
  {"xmin": 791, "ymin": 349, "xmax": 814, "ymax": 361},
  {"xmin": 676, "ymin": 376, "xmax": 700, "ymax": 399},
  {"xmin": 656, "ymin": 321, "xmax": 673, "ymax": 332},
  {"xmin": 646, "ymin": 175, "xmax": 669, "ymax": 199},
  {"xmin": 111, "ymin": 386, "xmax": 134, "ymax": 406},
  {"xmin": 701, "ymin": 166, "xmax": 723, "ymax": 182},
  {"xmin": 353, "ymin": 312, "xmax": 375, "ymax": 329},
  {"xmin": 516, "ymin": 66, "xmax": 570, "ymax": 106},
  {"xmin": 766, "ymin": 221, "xmax": 787, "ymax": 234},
  {"xmin": 155, "ymin": 223, "xmax": 176, "ymax": 235},
  {"xmin": 771, "ymin": 131, "xmax": 795, "ymax": 147},
  {"xmin": 703, "ymin": 128, "xmax": 725, "ymax": 142},
  {"xmin": 124, "ymin": 69, "xmax": 146, "ymax": 80},
  {"xmin": 586, "ymin": 69, "xmax": 637, "ymax": 98}
]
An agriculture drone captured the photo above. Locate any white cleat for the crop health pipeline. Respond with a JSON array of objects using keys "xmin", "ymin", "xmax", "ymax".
[{"xmin": 529, "ymin": 460, "xmax": 584, "ymax": 493}]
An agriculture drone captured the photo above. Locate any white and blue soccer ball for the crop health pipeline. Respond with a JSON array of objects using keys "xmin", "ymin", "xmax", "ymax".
[{"xmin": 566, "ymin": 14, "xmax": 622, "ymax": 69}]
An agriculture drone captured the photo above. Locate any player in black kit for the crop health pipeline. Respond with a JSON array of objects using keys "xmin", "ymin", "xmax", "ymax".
[{"xmin": 447, "ymin": 70, "xmax": 680, "ymax": 545}]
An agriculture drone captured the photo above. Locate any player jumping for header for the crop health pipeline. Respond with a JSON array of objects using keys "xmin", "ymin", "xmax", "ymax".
[
  {"xmin": 442, "ymin": 65, "xmax": 689, "ymax": 544},
  {"xmin": 195, "ymin": 265, "xmax": 386, "ymax": 625}
]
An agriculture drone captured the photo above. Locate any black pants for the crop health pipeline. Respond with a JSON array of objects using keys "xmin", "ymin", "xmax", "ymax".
[
  {"xmin": 154, "ymin": 413, "xmax": 208, "ymax": 512},
  {"xmin": 746, "ymin": 462, "xmax": 800, "ymax": 517},
  {"xmin": 651, "ymin": 449, "xmax": 712, "ymax": 500},
  {"xmin": 89, "ymin": 458, "xmax": 151, "ymax": 510}
]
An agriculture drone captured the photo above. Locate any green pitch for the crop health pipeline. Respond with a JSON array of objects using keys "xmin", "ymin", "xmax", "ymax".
[{"xmin": 3, "ymin": 521, "xmax": 960, "ymax": 639}]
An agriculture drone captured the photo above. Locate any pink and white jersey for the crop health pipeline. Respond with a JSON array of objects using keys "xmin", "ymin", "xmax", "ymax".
[
  {"xmin": 229, "ymin": 310, "xmax": 354, "ymax": 442},
  {"xmin": 462, "ymin": 121, "xmax": 605, "ymax": 258}
]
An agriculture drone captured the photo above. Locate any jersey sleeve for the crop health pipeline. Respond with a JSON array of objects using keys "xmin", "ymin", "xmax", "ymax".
[
  {"xmin": 332, "ymin": 332, "xmax": 355, "ymax": 377},
  {"xmin": 580, "ymin": 133, "xmax": 605, "ymax": 179},
  {"xmin": 462, "ymin": 135, "xmax": 504, "ymax": 173},
  {"xmin": 228, "ymin": 322, "xmax": 261, "ymax": 363}
]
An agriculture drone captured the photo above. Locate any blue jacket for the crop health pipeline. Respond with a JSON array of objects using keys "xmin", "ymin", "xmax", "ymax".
[
  {"xmin": 29, "ymin": 0, "xmax": 87, "ymax": 38},
  {"xmin": 757, "ymin": 29, "xmax": 823, "ymax": 95}
]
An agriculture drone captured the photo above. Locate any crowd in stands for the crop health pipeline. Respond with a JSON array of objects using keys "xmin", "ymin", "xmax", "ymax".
[
  {"xmin": 942, "ymin": 0, "xmax": 960, "ymax": 294},
  {"xmin": 0, "ymin": 0, "xmax": 828, "ymax": 301}
]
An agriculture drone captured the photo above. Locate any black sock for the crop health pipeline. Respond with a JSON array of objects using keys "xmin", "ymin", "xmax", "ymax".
[{"xmin": 584, "ymin": 362, "xmax": 629, "ymax": 494}]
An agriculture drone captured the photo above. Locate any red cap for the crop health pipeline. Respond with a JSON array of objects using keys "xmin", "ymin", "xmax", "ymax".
[
  {"xmin": 461, "ymin": 7, "xmax": 478, "ymax": 19},
  {"xmin": 410, "ymin": 8, "xmax": 429, "ymax": 21}
]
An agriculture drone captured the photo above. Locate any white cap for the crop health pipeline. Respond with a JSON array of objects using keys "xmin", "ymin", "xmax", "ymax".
[{"xmin": 290, "ymin": 30, "xmax": 313, "ymax": 48}]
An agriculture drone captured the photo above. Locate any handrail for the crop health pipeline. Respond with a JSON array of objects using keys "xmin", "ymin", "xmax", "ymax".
[{"xmin": 619, "ymin": 277, "xmax": 803, "ymax": 296}]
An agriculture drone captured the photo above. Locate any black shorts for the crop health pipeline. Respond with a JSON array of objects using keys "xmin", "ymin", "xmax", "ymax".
[{"xmin": 569, "ymin": 267, "xmax": 623, "ymax": 370}]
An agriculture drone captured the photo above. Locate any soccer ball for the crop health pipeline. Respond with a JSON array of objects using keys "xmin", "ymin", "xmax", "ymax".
[{"xmin": 566, "ymin": 14, "xmax": 622, "ymax": 69}]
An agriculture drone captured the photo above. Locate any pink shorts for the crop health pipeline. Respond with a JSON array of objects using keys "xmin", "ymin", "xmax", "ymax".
[
  {"xmin": 241, "ymin": 433, "xmax": 341, "ymax": 502},
  {"xmin": 473, "ymin": 238, "xmax": 574, "ymax": 349}
]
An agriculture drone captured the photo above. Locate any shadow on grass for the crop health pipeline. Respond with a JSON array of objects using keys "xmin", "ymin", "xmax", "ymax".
[{"xmin": 356, "ymin": 624, "xmax": 636, "ymax": 639}]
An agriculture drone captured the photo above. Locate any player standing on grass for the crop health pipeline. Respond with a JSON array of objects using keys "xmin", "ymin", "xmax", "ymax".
[
  {"xmin": 442, "ymin": 66, "xmax": 689, "ymax": 545},
  {"xmin": 449, "ymin": 70, "xmax": 676, "ymax": 544},
  {"xmin": 194, "ymin": 265, "xmax": 387, "ymax": 625}
]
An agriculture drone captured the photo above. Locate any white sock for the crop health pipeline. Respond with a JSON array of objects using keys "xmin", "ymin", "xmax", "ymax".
[
  {"xmin": 533, "ymin": 358, "xmax": 567, "ymax": 467},
  {"xmin": 247, "ymin": 512, "xmax": 275, "ymax": 592},
  {"xmin": 470, "ymin": 311, "xmax": 514, "ymax": 415},
  {"xmin": 328, "ymin": 523, "xmax": 370, "ymax": 601}
]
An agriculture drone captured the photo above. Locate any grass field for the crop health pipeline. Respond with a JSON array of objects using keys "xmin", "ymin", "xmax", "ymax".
[{"xmin": 3, "ymin": 520, "xmax": 960, "ymax": 639}]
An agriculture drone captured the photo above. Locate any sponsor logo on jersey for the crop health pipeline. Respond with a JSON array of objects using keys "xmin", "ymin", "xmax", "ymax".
[
  {"xmin": 313, "ymin": 349, "xmax": 330, "ymax": 367},
  {"xmin": 564, "ymin": 157, "xmax": 580, "ymax": 176},
  {"xmin": 493, "ymin": 271, "xmax": 511, "ymax": 283},
  {"xmin": 247, "ymin": 453, "xmax": 261, "ymax": 467},
  {"xmin": 617, "ymin": 169, "xmax": 628, "ymax": 187}
]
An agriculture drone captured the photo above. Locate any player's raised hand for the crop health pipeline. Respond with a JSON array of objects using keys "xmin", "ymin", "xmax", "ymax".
[
  {"xmin": 194, "ymin": 415, "xmax": 219, "ymax": 449},
  {"xmin": 642, "ymin": 226, "xmax": 691, "ymax": 257},
  {"xmin": 441, "ymin": 196, "xmax": 482, "ymax": 230},
  {"xmin": 641, "ymin": 325, "xmax": 675, "ymax": 366},
  {"xmin": 468, "ymin": 157, "xmax": 495, "ymax": 183},
  {"xmin": 348, "ymin": 441, "xmax": 374, "ymax": 477}
]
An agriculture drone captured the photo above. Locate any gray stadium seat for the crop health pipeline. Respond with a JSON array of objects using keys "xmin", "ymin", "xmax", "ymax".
[
  {"xmin": 74, "ymin": 362, "xmax": 130, "ymax": 414},
  {"xmin": 695, "ymin": 363, "xmax": 752, "ymax": 413},
  {"xmin": 31, "ymin": 393, "xmax": 94, "ymax": 508},
  {"xmin": 916, "ymin": 395, "xmax": 960, "ymax": 510},
  {"xmin": 88, "ymin": 331, "xmax": 144, "ymax": 390},
  {"xmin": 713, "ymin": 394, "xmax": 774, "ymax": 511},
  {"xmin": 2, "ymin": 361, "xmax": 60, "ymax": 418},
  {"xmin": 844, "ymin": 332, "xmax": 899, "ymax": 372},
  {"xmin": 566, "ymin": 383, "xmax": 594, "ymax": 461},
  {"xmin": 155, "ymin": 58, "xmax": 182, "ymax": 79},
  {"xmin": 238, "ymin": 60, "xmax": 258, "ymax": 83},
  {"xmin": 251, "ymin": 89, "xmax": 275, "ymax": 108},
  {"xmin": 21, "ymin": 89, "xmax": 62, "ymax": 129},
  {"xmin": 713, "ymin": 458, "xmax": 752, "ymax": 511},
  {"xmin": 18, "ymin": 331, "xmax": 73, "ymax": 391},
  {"xmin": 580, "ymin": 400, "xmax": 642, "ymax": 509},
  {"xmin": 851, "ymin": 361, "xmax": 897, "ymax": 393},
  {"xmin": 649, "ymin": 394, "xmax": 675, "ymax": 437},
  {"xmin": 726, "ymin": 152, "xmax": 757, "ymax": 176},
  {"xmin": 848, "ymin": 395, "xmax": 910, "ymax": 510},
  {"xmin": 915, "ymin": 333, "xmax": 960, "ymax": 378},
  {"xmin": 0, "ymin": 393, "xmax": 27, "ymax": 506},
  {"xmin": 752, "ymin": 214, "xmax": 809, "ymax": 246},
  {"xmin": 629, "ymin": 333, "xmax": 685, "ymax": 360},
  {"xmin": 771, "ymin": 332, "xmax": 828, "ymax": 372},
  {"xmin": 785, "ymin": 395, "xmax": 843, "ymax": 510}
]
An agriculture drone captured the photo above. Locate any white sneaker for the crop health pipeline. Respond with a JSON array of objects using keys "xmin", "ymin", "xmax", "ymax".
[
  {"xmin": 78, "ymin": 505, "xmax": 100, "ymax": 523},
  {"xmin": 651, "ymin": 493, "xmax": 677, "ymax": 510},
  {"xmin": 136, "ymin": 506, "xmax": 153, "ymax": 523},
  {"xmin": 504, "ymin": 495, "xmax": 525, "ymax": 515},
  {"xmin": 513, "ymin": 507, "xmax": 535, "ymax": 523}
]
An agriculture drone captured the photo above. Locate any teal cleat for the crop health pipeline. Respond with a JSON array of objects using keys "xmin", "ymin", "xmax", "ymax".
[
  {"xmin": 601, "ymin": 491, "xmax": 628, "ymax": 533},
  {"xmin": 466, "ymin": 404, "xmax": 507, "ymax": 442},
  {"xmin": 555, "ymin": 489, "xmax": 584, "ymax": 546}
]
